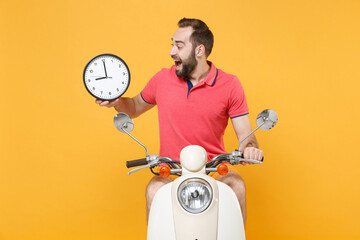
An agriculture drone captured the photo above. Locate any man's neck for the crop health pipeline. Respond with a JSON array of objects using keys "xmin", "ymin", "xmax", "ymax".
[{"xmin": 188, "ymin": 60, "xmax": 211, "ymax": 85}]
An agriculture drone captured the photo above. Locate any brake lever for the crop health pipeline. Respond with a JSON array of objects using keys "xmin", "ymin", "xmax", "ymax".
[
  {"xmin": 127, "ymin": 162, "xmax": 156, "ymax": 175},
  {"xmin": 127, "ymin": 160, "xmax": 159, "ymax": 176},
  {"xmin": 241, "ymin": 159, "xmax": 263, "ymax": 164}
]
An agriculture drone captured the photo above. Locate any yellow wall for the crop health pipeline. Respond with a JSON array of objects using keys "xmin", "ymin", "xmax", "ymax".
[{"xmin": 1, "ymin": 0, "xmax": 360, "ymax": 239}]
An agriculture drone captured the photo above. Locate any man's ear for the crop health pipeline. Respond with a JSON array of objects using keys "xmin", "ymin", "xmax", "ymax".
[{"xmin": 195, "ymin": 44, "xmax": 206, "ymax": 57}]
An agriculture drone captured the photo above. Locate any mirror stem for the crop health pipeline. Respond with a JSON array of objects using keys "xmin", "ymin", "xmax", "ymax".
[
  {"xmin": 121, "ymin": 123, "xmax": 149, "ymax": 157},
  {"xmin": 239, "ymin": 121, "xmax": 266, "ymax": 154}
]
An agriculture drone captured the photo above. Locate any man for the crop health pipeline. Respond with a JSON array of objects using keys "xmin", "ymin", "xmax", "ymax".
[{"xmin": 96, "ymin": 18, "xmax": 263, "ymax": 223}]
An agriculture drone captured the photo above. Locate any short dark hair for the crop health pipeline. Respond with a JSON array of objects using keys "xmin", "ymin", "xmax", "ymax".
[{"xmin": 178, "ymin": 18, "xmax": 214, "ymax": 57}]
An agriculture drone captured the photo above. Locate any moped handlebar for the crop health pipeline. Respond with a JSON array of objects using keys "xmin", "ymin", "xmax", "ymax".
[
  {"xmin": 126, "ymin": 158, "xmax": 148, "ymax": 168},
  {"xmin": 126, "ymin": 152, "xmax": 263, "ymax": 176},
  {"xmin": 126, "ymin": 156, "xmax": 182, "ymax": 176},
  {"xmin": 206, "ymin": 151, "xmax": 263, "ymax": 169}
]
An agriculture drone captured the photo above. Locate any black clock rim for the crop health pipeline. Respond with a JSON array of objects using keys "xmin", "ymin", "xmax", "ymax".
[{"xmin": 83, "ymin": 53, "xmax": 131, "ymax": 101}]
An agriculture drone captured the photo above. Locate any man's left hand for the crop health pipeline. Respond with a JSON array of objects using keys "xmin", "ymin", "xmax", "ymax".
[{"xmin": 242, "ymin": 147, "xmax": 263, "ymax": 165}]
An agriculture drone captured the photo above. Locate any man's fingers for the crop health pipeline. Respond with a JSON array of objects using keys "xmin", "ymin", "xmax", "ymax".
[
  {"xmin": 243, "ymin": 148, "xmax": 251, "ymax": 159},
  {"xmin": 259, "ymin": 151, "xmax": 264, "ymax": 161},
  {"xmin": 95, "ymin": 98, "xmax": 121, "ymax": 109},
  {"xmin": 244, "ymin": 147, "xmax": 263, "ymax": 162},
  {"xmin": 99, "ymin": 101, "xmax": 110, "ymax": 106}
]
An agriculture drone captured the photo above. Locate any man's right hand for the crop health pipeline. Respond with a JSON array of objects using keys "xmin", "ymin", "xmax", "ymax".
[{"xmin": 95, "ymin": 98, "xmax": 122, "ymax": 109}]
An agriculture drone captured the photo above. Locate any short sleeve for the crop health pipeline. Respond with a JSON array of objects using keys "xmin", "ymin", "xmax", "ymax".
[
  {"xmin": 227, "ymin": 76, "xmax": 249, "ymax": 118},
  {"xmin": 141, "ymin": 71, "xmax": 161, "ymax": 105}
]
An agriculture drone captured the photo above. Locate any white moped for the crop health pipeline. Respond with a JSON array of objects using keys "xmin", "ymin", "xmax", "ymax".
[{"xmin": 114, "ymin": 109, "xmax": 278, "ymax": 240}]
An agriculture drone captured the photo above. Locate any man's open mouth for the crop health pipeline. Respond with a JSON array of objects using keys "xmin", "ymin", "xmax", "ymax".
[{"xmin": 175, "ymin": 60, "xmax": 182, "ymax": 66}]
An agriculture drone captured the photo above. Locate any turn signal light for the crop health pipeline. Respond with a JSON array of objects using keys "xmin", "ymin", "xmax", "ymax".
[
  {"xmin": 159, "ymin": 166, "xmax": 171, "ymax": 177},
  {"xmin": 217, "ymin": 164, "xmax": 229, "ymax": 175}
]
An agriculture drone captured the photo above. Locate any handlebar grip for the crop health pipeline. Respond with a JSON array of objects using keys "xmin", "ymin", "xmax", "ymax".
[{"xmin": 126, "ymin": 158, "xmax": 148, "ymax": 168}]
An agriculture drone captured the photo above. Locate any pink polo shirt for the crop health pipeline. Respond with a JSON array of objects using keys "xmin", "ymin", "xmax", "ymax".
[{"xmin": 141, "ymin": 62, "xmax": 248, "ymax": 161}]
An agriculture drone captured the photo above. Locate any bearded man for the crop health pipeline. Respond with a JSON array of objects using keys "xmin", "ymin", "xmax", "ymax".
[{"xmin": 96, "ymin": 18, "xmax": 263, "ymax": 223}]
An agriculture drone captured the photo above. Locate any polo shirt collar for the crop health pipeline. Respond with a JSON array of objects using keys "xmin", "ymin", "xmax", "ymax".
[
  {"xmin": 181, "ymin": 61, "xmax": 218, "ymax": 86},
  {"xmin": 204, "ymin": 61, "xmax": 218, "ymax": 86}
]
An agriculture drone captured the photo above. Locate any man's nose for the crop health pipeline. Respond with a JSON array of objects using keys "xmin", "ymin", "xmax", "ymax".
[{"xmin": 170, "ymin": 46, "xmax": 177, "ymax": 57}]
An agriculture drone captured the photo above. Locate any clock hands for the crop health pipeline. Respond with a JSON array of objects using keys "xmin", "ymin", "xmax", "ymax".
[
  {"xmin": 102, "ymin": 59, "xmax": 108, "ymax": 78},
  {"xmin": 95, "ymin": 76, "xmax": 112, "ymax": 80},
  {"xmin": 95, "ymin": 59, "xmax": 112, "ymax": 80}
]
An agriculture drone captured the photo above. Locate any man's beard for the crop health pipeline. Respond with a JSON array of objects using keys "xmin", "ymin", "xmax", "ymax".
[{"xmin": 175, "ymin": 48, "xmax": 197, "ymax": 79}]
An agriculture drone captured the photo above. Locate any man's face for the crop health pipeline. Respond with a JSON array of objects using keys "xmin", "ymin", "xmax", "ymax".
[{"xmin": 170, "ymin": 27, "xmax": 198, "ymax": 78}]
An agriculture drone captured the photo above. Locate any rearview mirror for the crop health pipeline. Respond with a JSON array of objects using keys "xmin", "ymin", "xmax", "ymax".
[{"xmin": 256, "ymin": 109, "xmax": 278, "ymax": 130}]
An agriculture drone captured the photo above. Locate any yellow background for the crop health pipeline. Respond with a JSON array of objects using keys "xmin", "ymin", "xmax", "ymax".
[{"xmin": 1, "ymin": 0, "xmax": 360, "ymax": 239}]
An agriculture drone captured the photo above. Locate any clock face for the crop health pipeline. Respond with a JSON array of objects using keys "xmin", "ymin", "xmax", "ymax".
[{"xmin": 83, "ymin": 54, "xmax": 130, "ymax": 100}]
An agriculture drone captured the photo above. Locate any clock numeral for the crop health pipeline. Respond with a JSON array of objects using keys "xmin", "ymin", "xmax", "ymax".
[
  {"xmin": 111, "ymin": 59, "xmax": 113, "ymax": 62},
  {"xmin": 90, "ymin": 70, "xmax": 93, "ymax": 73},
  {"xmin": 122, "ymin": 81, "xmax": 124, "ymax": 84},
  {"xmin": 109, "ymin": 92, "xmax": 112, "ymax": 95},
  {"xmin": 92, "ymin": 87, "xmax": 95, "ymax": 90},
  {"xmin": 88, "ymin": 79, "xmax": 91, "ymax": 82},
  {"xmin": 123, "ymin": 72, "xmax": 125, "ymax": 76},
  {"xmin": 119, "ymin": 64, "xmax": 121, "ymax": 68},
  {"xmin": 117, "ymin": 88, "xmax": 119, "ymax": 92},
  {"xmin": 94, "ymin": 63, "xmax": 97, "ymax": 66},
  {"xmin": 100, "ymin": 91, "xmax": 103, "ymax": 95}
]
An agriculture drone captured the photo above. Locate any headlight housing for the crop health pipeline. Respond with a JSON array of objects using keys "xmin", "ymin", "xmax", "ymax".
[{"xmin": 177, "ymin": 178, "xmax": 213, "ymax": 214}]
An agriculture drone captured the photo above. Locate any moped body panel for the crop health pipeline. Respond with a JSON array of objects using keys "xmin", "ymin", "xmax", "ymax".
[
  {"xmin": 147, "ymin": 182, "xmax": 176, "ymax": 240},
  {"xmin": 147, "ymin": 178, "xmax": 245, "ymax": 240},
  {"xmin": 147, "ymin": 145, "xmax": 245, "ymax": 239},
  {"xmin": 217, "ymin": 181, "xmax": 245, "ymax": 239}
]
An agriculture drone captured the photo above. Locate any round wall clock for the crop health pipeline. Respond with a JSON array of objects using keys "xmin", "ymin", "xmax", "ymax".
[{"xmin": 83, "ymin": 53, "xmax": 130, "ymax": 101}]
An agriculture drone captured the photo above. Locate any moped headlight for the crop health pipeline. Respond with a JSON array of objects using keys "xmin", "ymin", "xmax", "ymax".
[{"xmin": 177, "ymin": 178, "xmax": 213, "ymax": 214}]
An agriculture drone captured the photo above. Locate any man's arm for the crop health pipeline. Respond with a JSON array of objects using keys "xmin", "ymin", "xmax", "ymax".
[
  {"xmin": 231, "ymin": 115, "xmax": 263, "ymax": 162},
  {"xmin": 95, "ymin": 94, "xmax": 155, "ymax": 118}
]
